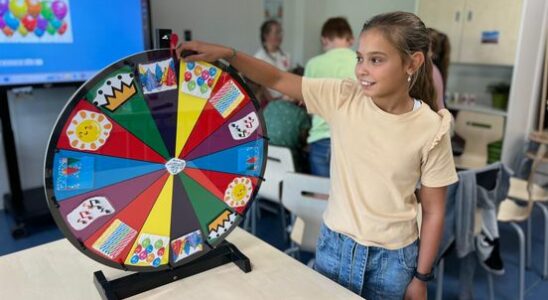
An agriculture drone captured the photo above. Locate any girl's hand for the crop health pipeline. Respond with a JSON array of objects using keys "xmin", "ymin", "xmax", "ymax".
[
  {"xmin": 175, "ymin": 40, "xmax": 231, "ymax": 63},
  {"xmin": 404, "ymin": 278, "xmax": 427, "ymax": 300}
]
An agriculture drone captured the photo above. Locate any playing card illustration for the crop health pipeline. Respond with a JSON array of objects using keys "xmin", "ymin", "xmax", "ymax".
[
  {"xmin": 228, "ymin": 112, "xmax": 259, "ymax": 140},
  {"xmin": 67, "ymin": 196, "xmax": 115, "ymax": 230}
]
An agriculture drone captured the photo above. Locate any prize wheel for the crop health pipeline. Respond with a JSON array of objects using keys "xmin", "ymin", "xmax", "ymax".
[{"xmin": 44, "ymin": 50, "xmax": 267, "ymax": 271}]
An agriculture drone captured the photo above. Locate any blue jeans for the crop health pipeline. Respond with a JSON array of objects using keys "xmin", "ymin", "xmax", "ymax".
[
  {"xmin": 314, "ymin": 222, "xmax": 418, "ymax": 300},
  {"xmin": 309, "ymin": 138, "xmax": 331, "ymax": 177}
]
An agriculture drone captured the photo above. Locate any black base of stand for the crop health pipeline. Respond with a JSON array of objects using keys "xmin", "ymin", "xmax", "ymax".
[
  {"xmin": 3, "ymin": 187, "xmax": 53, "ymax": 239},
  {"xmin": 93, "ymin": 240, "xmax": 252, "ymax": 299}
]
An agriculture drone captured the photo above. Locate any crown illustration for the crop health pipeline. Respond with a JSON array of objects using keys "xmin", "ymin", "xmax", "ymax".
[
  {"xmin": 208, "ymin": 210, "xmax": 236, "ymax": 239},
  {"xmin": 92, "ymin": 73, "xmax": 137, "ymax": 111}
]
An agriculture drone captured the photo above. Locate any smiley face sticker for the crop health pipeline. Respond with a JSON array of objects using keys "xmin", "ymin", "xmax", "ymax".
[
  {"xmin": 223, "ymin": 177, "xmax": 253, "ymax": 209},
  {"xmin": 66, "ymin": 110, "xmax": 112, "ymax": 151}
]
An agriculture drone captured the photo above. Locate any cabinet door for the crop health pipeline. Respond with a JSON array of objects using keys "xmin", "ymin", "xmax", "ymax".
[
  {"xmin": 417, "ymin": 0, "xmax": 465, "ymax": 63},
  {"xmin": 459, "ymin": 0, "xmax": 523, "ymax": 65}
]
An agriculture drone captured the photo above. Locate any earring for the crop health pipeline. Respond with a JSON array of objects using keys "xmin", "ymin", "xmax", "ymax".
[{"xmin": 407, "ymin": 74, "xmax": 412, "ymax": 82}]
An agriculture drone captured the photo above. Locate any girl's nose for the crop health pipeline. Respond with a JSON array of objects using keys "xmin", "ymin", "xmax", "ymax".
[{"xmin": 356, "ymin": 64, "xmax": 368, "ymax": 76}]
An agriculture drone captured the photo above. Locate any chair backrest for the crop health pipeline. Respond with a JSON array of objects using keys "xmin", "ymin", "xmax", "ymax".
[
  {"xmin": 454, "ymin": 111, "xmax": 504, "ymax": 169},
  {"xmin": 257, "ymin": 145, "xmax": 295, "ymax": 203},
  {"xmin": 281, "ymin": 172, "xmax": 329, "ymax": 253},
  {"xmin": 498, "ymin": 143, "xmax": 548, "ymax": 223}
]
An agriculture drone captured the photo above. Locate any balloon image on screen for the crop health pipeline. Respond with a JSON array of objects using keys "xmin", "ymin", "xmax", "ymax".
[{"xmin": 44, "ymin": 49, "xmax": 267, "ymax": 272}]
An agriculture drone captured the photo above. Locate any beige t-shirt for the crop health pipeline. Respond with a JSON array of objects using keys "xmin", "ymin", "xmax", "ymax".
[{"xmin": 302, "ymin": 78, "xmax": 458, "ymax": 249}]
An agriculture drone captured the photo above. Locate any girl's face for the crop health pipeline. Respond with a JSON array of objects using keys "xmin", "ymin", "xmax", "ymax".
[
  {"xmin": 265, "ymin": 23, "xmax": 283, "ymax": 49},
  {"xmin": 355, "ymin": 29, "xmax": 410, "ymax": 100}
]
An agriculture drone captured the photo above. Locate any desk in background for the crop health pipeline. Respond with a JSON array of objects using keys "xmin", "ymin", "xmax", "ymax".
[{"xmin": 0, "ymin": 227, "xmax": 361, "ymax": 300}]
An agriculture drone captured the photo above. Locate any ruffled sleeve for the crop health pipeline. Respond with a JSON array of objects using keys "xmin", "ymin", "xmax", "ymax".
[
  {"xmin": 420, "ymin": 109, "xmax": 458, "ymax": 187},
  {"xmin": 426, "ymin": 109, "xmax": 453, "ymax": 154}
]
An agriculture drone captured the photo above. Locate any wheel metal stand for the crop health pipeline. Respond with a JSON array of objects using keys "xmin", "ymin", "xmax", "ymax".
[{"xmin": 93, "ymin": 241, "xmax": 251, "ymax": 299}]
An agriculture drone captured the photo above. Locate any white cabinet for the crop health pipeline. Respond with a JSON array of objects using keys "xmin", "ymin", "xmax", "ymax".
[{"xmin": 418, "ymin": 0, "xmax": 523, "ymax": 65}]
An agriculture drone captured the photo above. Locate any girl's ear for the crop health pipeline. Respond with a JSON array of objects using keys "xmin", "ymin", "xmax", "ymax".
[{"xmin": 407, "ymin": 51, "xmax": 425, "ymax": 74}]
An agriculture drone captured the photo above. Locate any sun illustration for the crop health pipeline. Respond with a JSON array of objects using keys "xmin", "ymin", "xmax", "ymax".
[
  {"xmin": 224, "ymin": 177, "xmax": 253, "ymax": 208},
  {"xmin": 66, "ymin": 110, "xmax": 112, "ymax": 151}
]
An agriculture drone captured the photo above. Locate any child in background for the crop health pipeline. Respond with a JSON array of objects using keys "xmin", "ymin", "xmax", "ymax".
[
  {"xmin": 428, "ymin": 28, "xmax": 451, "ymax": 110},
  {"xmin": 261, "ymin": 66, "xmax": 311, "ymax": 172},
  {"xmin": 254, "ymin": 19, "xmax": 291, "ymax": 101},
  {"xmin": 177, "ymin": 11, "xmax": 458, "ymax": 300},
  {"xmin": 305, "ymin": 17, "xmax": 356, "ymax": 177}
]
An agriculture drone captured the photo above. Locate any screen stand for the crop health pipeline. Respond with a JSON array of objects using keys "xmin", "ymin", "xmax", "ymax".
[
  {"xmin": 0, "ymin": 87, "xmax": 53, "ymax": 238},
  {"xmin": 93, "ymin": 240, "xmax": 252, "ymax": 300}
]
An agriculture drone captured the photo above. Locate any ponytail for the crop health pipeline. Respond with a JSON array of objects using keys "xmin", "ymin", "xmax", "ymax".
[{"xmin": 410, "ymin": 56, "xmax": 437, "ymax": 111}]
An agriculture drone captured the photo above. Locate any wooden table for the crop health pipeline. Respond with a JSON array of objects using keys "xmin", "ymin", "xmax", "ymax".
[{"xmin": 0, "ymin": 228, "xmax": 362, "ymax": 299}]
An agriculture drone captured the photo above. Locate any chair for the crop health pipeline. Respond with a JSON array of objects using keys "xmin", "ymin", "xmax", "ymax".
[
  {"xmin": 246, "ymin": 145, "xmax": 295, "ymax": 238},
  {"xmin": 434, "ymin": 164, "xmax": 509, "ymax": 300},
  {"xmin": 486, "ymin": 143, "xmax": 548, "ymax": 300},
  {"xmin": 453, "ymin": 111, "xmax": 504, "ymax": 169},
  {"xmin": 281, "ymin": 172, "xmax": 329, "ymax": 265}
]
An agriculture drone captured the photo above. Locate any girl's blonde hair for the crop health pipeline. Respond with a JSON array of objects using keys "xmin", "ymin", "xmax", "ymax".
[{"xmin": 362, "ymin": 11, "xmax": 437, "ymax": 111}]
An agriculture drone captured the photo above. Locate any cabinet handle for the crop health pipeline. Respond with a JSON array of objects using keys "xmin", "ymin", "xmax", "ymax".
[
  {"xmin": 467, "ymin": 11, "xmax": 473, "ymax": 21},
  {"xmin": 455, "ymin": 11, "xmax": 460, "ymax": 22}
]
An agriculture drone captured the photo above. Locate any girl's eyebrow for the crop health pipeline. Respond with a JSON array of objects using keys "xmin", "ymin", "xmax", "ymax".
[{"xmin": 356, "ymin": 50, "xmax": 387, "ymax": 56}]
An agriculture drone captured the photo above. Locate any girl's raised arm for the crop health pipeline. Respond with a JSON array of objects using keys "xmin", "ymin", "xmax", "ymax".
[{"xmin": 176, "ymin": 41, "xmax": 304, "ymax": 102}]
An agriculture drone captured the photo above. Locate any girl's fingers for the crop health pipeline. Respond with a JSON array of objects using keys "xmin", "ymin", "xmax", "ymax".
[
  {"xmin": 176, "ymin": 41, "xmax": 199, "ymax": 58},
  {"xmin": 183, "ymin": 53, "xmax": 207, "ymax": 62}
]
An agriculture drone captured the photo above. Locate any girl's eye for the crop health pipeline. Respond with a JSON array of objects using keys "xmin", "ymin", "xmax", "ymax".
[
  {"xmin": 356, "ymin": 56, "xmax": 363, "ymax": 63},
  {"xmin": 370, "ymin": 57, "xmax": 383, "ymax": 64}
]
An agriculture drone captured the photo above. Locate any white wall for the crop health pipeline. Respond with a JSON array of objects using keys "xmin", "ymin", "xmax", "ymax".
[
  {"xmin": 150, "ymin": 0, "xmax": 264, "ymax": 56},
  {"xmin": 501, "ymin": 0, "xmax": 548, "ymax": 166}
]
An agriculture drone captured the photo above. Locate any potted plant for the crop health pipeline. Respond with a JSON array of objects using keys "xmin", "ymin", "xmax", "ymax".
[{"xmin": 487, "ymin": 82, "xmax": 510, "ymax": 110}]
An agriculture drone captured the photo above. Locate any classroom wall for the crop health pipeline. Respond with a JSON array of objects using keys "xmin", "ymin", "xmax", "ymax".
[{"xmin": 150, "ymin": 0, "xmax": 265, "ymax": 57}]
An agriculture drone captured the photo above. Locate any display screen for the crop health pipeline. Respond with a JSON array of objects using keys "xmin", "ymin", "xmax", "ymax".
[{"xmin": 0, "ymin": 0, "xmax": 151, "ymax": 86}]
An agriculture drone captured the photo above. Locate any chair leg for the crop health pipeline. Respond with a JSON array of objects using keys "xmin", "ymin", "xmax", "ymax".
[
  {"xmin": 435, "ymin": 258, "xmax": 444, "ymax": 300},
  {"xmin": 280, "ymin": 204, "xmax": 288, "ymax": 244},
  {"xmin": 251, "ymin": 200, "xmax": 258, "ymax": 235},
  {"xmin": 243, "ymin": 202, "xmax": 253, "ymax": 232},
  {"xmin": 536, "ymin": 202, "xmax": 548, "ymax": 279},
  {"xmin": 509, "ymin": 222, "xmax": 526, "ymax": 300},
  {"xmin": 284, "ymin": 245, "xmax": 299, "ymax": 258},
  {"xmin": 527, "ymin": 216, "xmax": 532, "ymax": 268},
  {"xmin": 487, "ymin": 272, "xmax": 495, "ymax": 300}
]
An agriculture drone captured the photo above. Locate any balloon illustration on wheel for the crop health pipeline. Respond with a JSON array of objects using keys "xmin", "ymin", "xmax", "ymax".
[{"xmin": 44, "ymin": 49, "xmax": 267, "ymax": 273}]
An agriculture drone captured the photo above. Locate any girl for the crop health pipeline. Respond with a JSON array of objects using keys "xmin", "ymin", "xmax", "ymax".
[{"xmin": 177, "ymin": 11, "xmax": 458, "ymax": 300}]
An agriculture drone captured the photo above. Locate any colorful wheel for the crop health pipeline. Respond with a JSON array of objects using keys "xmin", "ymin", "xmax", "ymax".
[{"xmin": 44, "ymin": 50, "xmax": 267, "ymax": 271}]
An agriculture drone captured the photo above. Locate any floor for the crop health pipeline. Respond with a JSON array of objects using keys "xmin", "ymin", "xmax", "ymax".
[{"xmin": 2, "ymin": 201, "xmax": 548, "ymax": 299}]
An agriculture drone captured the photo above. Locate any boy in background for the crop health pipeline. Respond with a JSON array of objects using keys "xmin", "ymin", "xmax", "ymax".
[{"xmin": 305, "ymin": 17, "xmax": 356, "ymax": 177}]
